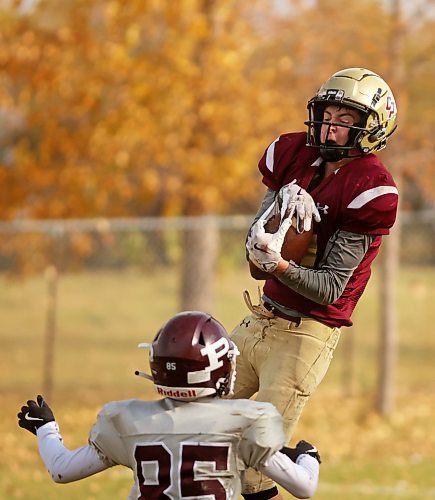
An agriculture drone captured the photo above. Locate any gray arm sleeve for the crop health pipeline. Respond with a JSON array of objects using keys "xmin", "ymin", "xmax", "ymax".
[
  {"xmin": 246, "ymin": 189, "xmax": 277, "ymax": 260},
  {"xmin": 252, "ymin": 189, "xmax": 276, "ymax": 224},
  {"xmin": 277, "ymin": 230, "xmax": 374, "ymax": 305}
]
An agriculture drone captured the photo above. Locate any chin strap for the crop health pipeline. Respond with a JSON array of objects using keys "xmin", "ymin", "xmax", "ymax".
[{"xmin": 319, "ymin": 147, "xmax": 347, "ymax": 162}]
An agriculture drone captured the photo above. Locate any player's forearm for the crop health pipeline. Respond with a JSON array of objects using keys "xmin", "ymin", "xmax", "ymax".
[
  {"xmin": 273, "ymin": 230, "xmax": 373, "ymax": 304},
  {"xmin": 246, "ymin": 189, "xmax": 280, "ymax": 280},
  {"xmin": 246, "ymin": 189, "xmax": 277, "ymax": 270},
  {"xmin": 259, "ymin": 451, "xmax": 319, "ymax": 499},
  {"xmin": 37, "ymin": 422, "xmax": 109, "ymax": 483},
  {"xmin": 274, "ymin": 261, "xmax": 352, "ymax": 304}
]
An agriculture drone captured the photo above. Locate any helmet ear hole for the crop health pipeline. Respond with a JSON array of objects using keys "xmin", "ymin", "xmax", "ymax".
[
  {"xmin": 198, "ymin": 331, "xmax": 206, "ymax": 346},
  {"xmin": 368, "ymin": 130, "xmax": 385, "ymax": 143},
  {"xmin": 369, "ymin": 128, "xmax": 386, "ymax": 142}
]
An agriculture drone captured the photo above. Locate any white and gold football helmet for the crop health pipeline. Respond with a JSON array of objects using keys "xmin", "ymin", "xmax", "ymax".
[{"xmin": 306, "ymin": 67, "xmax": 398, "ymax": 161}]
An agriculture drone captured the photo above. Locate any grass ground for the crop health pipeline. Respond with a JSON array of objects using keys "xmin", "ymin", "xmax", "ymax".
[{"xmin": 1, "ymin": 264, "xmax": 434, "ymax": 499}]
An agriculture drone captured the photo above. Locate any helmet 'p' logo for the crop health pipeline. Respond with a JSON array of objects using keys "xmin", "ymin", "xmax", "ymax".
[
  {"xmin": 187, "ymin": 337, "xmax": 230, "ymax": 384},
  {"xmin": 386, "ymin": 96, "xmax": 396, "ymax": 118}
]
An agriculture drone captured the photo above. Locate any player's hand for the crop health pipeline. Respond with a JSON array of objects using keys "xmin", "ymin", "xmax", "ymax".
[
  {"xmin": 278, "ymin": 180, "xmax": 321, "ymax": 233},
  {"xmin": 281, "ymin": 440, "xmax": 322, "ymax": 464},
  {"xmin": 17, "ymin": 395, "xmax": 55, "ymax": 435},
  {"xmin": 246, "ymin": 204, "xmax": 293, "ymax": 273}
]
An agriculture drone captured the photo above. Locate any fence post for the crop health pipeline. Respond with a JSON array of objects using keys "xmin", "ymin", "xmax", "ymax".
[{"xmin": 42, "ymin": 265, "xmax": 58, "ymax": 402}]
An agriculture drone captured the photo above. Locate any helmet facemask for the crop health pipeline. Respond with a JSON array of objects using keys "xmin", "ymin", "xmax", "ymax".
[
  {"xmin": 217, "ymin": 341, "xmax": 239, "ymax": 397},
  {"xmin": 306, "ymin": 101, "xmax": 368, "ymax": 162}
]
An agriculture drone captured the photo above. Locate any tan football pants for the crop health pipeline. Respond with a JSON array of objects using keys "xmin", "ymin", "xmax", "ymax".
[{"xmin": 230, "ymin": 299, "xmax": 341, "ymax": 494}]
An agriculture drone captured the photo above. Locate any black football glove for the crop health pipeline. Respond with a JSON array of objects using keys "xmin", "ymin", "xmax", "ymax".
[
  {"xmin": 281, "ymin": 440, "xmax": 321, "ymax": 464},
  {"xmin": 17, "ymin": 395, "xmax": 55, "ymax": 435}
]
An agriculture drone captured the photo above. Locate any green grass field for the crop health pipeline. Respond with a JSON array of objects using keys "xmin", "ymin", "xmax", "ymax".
[{"xmin": 1, "ymin": 265, "xmax": 434, "ymax": 499}]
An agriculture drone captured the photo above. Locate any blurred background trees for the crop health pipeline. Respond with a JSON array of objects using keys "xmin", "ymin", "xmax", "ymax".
[
  {"xmin": 0, "ymin": 0, "xmax": 434, "ymax": 293},
  {"xmin": 1, "ymin": 6, "xmax": 434, "ymax": 492},
  {"xmin": 1, "ymin": 0, "xmax": 433, "ymax": 222},
  {"xmin": 0, "ymin": 0, "xmax": 434, "ymax": 427},
  {"xmin": 1, "ymin": 0, "xmax": 434, "ymax": 313}
]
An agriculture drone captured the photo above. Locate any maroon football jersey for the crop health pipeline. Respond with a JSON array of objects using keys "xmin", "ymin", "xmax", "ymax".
[{"xmin": 258, "ymin": 132, "xmax": 398, "ymax": 327}]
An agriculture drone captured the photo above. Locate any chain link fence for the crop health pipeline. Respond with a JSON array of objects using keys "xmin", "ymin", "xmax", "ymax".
[
  {"xmin": 0, "ymin": 211, "xmax": 434, "ymax": 275},
  {"xmin": 1, "ymin": 212, "xmax": 434, "ymax": 402}
]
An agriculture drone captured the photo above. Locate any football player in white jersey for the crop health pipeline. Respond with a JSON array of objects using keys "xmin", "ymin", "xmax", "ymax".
[{"xmin": 18, "ymin": 311, "xmax": 320, "ymax": 499}]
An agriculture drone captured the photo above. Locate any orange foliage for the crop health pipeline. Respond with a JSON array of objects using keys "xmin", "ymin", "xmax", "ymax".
[{"xmin": 0, "ymin": 0, "xmax": 433, "ymax": 220}]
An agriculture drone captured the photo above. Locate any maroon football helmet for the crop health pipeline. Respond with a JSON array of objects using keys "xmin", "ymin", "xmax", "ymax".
[{"xmin": 138, "ymin": 311, "xmax": 238, "ymax": 400}]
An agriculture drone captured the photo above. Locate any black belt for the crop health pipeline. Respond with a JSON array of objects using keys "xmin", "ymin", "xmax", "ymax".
[{"xmin": 263, "ymin": 302, "xmax": 301, "ymax": 326}]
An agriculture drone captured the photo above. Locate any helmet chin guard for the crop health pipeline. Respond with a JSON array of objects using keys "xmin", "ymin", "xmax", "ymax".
[
  {"xmin": 306, "ymin": 67, "xmax": 397, "ymax": 161},
  {"xmin": 319, "ymin": 139, "xmax": 353, "ymax": 162}
]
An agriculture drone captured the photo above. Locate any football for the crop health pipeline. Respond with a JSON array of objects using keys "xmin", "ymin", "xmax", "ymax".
[
  {"xmin": 264, "ymin": 213, "xmax": 314, "ymax": 264},
  {"xmin": 249, "ymin": 213, "xmax": 314, "ymax": 280}
]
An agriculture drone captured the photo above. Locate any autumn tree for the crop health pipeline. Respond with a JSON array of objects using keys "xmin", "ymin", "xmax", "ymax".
[
  {"xmin": 0, "ymin": 0, "xmax": 434, "ymax": 304},
  {"xmin": 0, "ymin": 0, "xmax": 298, "ymax": 306}
]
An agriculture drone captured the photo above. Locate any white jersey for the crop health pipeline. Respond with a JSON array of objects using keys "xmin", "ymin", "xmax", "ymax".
[{"xmin": 89, "ymin": 397, "xmax": 285, "ymax": 499}]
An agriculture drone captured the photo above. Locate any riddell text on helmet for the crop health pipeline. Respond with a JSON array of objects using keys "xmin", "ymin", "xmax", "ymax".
[{"xmin": 156, "ymin": 387, "xmax": 198, "ymax": 398}]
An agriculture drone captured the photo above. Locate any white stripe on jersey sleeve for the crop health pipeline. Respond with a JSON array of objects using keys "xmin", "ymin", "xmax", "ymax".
[
  {"xmin": 266, "ymin": 137, "xmax": 280, "ymax": 172},
  {"xmin": 311, "ymin": 156, "xmax": 323, "ymax": 167},
  {"xmin": 347, "ymin": 186, "xmax": 398, "ymax": 209}
]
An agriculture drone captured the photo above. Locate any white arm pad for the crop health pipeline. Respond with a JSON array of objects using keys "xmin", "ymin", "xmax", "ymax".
[
  {"xmin": 36, "ymin": 421, "xmax": 110, "ymax": 483},
  {"xmin": 259, "ymin": 451, "xmax": 319, "ymax": 499}
]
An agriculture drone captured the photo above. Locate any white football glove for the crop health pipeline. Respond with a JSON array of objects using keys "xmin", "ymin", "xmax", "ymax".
[
  {"xmin": 278, "ymin": 180, "xmax": 321, "ymax": 233},
  {"xmin": 246, "ymin": 180, "xmax": 320, "ymax": 272},
  {"xmin": 246, "ymin": 204, "xmax": 293, "ymax": 273}
]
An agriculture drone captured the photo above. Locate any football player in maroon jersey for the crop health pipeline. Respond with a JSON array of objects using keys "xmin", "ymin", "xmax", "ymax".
[
  {"xmin": 18, "ymin": 311, "xmax": 321, "ymax": 499},
  {"xmin": 231, "ymin": 67, "xmax": 399, "ymax": 499}
]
